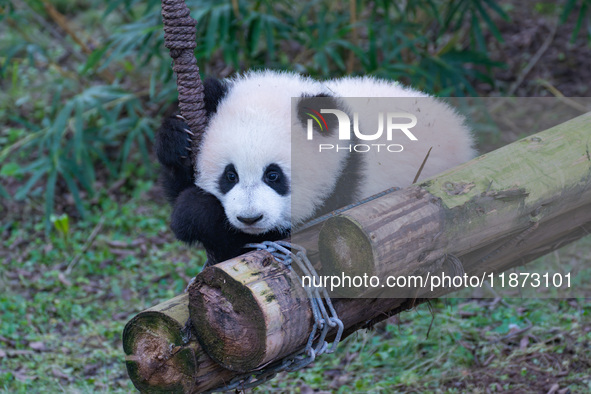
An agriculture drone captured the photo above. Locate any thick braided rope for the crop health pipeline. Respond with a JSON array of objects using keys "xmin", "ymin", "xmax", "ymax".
[{"xmin": 161, "ymin": 0, "xmax": 207, "ymax": 159}]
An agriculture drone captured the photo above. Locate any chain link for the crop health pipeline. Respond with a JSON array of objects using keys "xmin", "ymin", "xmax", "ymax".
[{"xmin": 206, "ymin": 241, "xmax": 344, "ymax": 393}]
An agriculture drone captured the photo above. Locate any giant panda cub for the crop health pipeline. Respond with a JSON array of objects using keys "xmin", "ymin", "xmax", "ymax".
[{"xmin": 156, "ymin": 70, "xmax": 475, "ymax": 265}]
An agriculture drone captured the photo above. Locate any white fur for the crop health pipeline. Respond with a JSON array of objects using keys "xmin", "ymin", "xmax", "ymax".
[
  {"xmin": 196, "ymin": 70, "xmax": 475, "ymax": 234},
  {"xmin": 325, "ymin": 77, "xmax": 476, "ymax": 196}
]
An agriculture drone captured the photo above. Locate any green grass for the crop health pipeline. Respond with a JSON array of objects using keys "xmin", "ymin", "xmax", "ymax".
[
  {"xmin": 262, "ymin": 294, "xmax": 591, "ymax": 392},
  {"xmin": 1, "ymin": 181, "xmax": 590, "ymax": 392},
  {"xmin": 0, "ymin": 182, "xmax": 206, "ymax": 392}
]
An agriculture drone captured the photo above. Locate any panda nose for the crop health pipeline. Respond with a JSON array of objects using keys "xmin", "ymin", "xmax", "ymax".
[{"xmin": 237, "ymin": 214, "xmax": 264, "ymax": 225}]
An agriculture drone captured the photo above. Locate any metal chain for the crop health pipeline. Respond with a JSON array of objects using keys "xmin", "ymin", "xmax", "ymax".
[
  {"xmin": 204, "ymin": 187, "xmax": 404, "ymax": 391},
  {"xmin": 206, "ymin": 241, "xmax": 344, "ymax": 393}
]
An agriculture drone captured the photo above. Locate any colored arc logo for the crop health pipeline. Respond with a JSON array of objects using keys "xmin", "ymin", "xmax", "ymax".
[{"xmin": 305, "ymin": 107, "xmax": 329, "ymax": 133}]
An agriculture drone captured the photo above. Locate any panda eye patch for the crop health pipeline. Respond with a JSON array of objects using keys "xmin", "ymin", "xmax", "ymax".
[
  {"xmin": 263, "ymin": 163, "xmax": 289, "ymax": 196},
  {"xmin": 218, "ymin": 164, "xmax": 239, "ymax": 194}
]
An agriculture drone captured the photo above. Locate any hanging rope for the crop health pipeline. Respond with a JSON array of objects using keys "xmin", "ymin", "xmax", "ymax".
[
  {"xmin": 161, "ymin": 2, "xmax": 345, "ymax": 391},
  {"xmin": 161, "ymin": 0, "xmax": 207, "ymax": 159}
]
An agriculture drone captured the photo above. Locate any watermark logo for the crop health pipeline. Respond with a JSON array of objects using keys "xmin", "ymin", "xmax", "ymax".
[
  {"xmin": 303, "ymin": 107, "xmax": 329, "ymax": 134},
  {"xmin": 305, "ymin": 109, "xmax": 418, "ymax": 153}
]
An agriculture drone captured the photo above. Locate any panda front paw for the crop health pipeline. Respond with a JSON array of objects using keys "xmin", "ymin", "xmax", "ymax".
[
  {"xmin": 170, "ymin": 187, "xmax": 246, "ymax": 264},
  {"xmin": 156, "ymin": 115, "xmax": 194, "ymax": 169},
  {"xmin": 156, "ymin": 115, "xmax": 197, "ymax": 204}
]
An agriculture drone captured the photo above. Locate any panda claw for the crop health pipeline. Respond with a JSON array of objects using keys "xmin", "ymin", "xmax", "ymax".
[
  {"xmin": 175, "ymin": 114, "xmax": 187, "ymax": 121},
  {"xmin": 184, "ymin": 128, "xmax": 195, "ymax": 136},
  {"xmin": 186, "ymin": 147, "xmax": 192, "ymax": 152}
]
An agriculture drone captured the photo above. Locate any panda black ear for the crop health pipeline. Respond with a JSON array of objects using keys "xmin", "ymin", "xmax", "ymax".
[
  {"xmin": 203, "ymin": 78, "xmax": 228, "ymax": 118},
  {"xmin": 297, "ymin": 93, "xmax": 342, "ymax": 137}
]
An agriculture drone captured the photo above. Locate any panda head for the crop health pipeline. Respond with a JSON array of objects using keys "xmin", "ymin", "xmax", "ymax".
[{"xmin": 195, "ymin": 71, "xmax": 347, "ymax": 235}]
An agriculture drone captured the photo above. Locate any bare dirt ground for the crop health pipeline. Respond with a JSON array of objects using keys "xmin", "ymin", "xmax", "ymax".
[{"xmin": 486, "ymin": 1, "xmax": 590, "ymax": 98}]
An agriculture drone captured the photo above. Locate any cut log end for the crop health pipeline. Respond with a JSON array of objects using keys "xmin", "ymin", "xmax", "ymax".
[
  {"xmin": 123, "ymin": 311, "xmax": 196, "ymax": 393},
  {"xmin": 188, "ymin": 250, "xmax": 314, "ymax": 372},
  {"xmin": 188, "ymin": 262, "xmax": 267, "ymax": 372},
  {"xmin": 319, "ymin": 216, "xmax": 375, "ymax": 282}
]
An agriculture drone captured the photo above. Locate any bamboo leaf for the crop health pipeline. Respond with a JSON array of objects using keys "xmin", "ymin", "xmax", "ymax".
[
  {"xmin": 473, "ymin": 0, "xmax": 504, "ymax": 43},
  {"xmin": 14, "ymin": 165, "xmax": 47, "ymax": 201},
  {"xmin": 0, "ymin": 184, "xmax": 10, "ymax": 200},
  {"xmin": 61, "ymin": 166, "xmax": 86, "ymax": 218}
]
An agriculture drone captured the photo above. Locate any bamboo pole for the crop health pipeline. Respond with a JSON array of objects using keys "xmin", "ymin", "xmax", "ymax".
[{"xmin": 187, "ymin": 113, "xmax": 591, "ymax": 372}]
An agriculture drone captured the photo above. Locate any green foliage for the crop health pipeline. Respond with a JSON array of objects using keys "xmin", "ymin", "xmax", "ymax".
[
  {"xmin": 561, "ymin": 0, "xmax": 591, "ymax": 41},
  {"xmin": 51, "ymin": 213, "xmax": 70, "ymax": 243},
  {"xmin": 189, "ymin": 0, "xmax": 510, "ymax": 89},
  {"xmin": 1, "ymin": 0, "xmax": 586, "ymax": 231},
  {"xmin": 0, "ymin": 0, "xmax": 167, "ymax": 232}
]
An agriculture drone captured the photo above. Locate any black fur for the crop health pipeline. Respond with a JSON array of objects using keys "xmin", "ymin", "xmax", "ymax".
[
  {"xmin": 297, "ymin": 94, "xmax": 363, "ymax": 217},
  {"xmin": 263, "ymin": 163, "xmax": 289, "ymax": 196},
  {"xmin": 297, "ymin": 93, "xmax": 341, "ymax": 137},
  {"xmin": 203, "ymin": 78, "xmax": 228, "ymax": 116},
  {"xmin": 156, "ymin": 78, "xmax": 285, "ymax": 265},
  {"xmin": 156, "ymin": 116, "xmax": 196, "ymax": 204},
  {"xmin": 156, "ymin": 78, "xmax": 228, "ymax": 204},
  {"xmin": 218, "ymin": 164, "xmax": 239, "ymax": 195},
  {"xmin": 170, "ymin": 187, "xmax": 284, "ymax": 263},
  {"xmin": 313, "ymin": 148, "xmax": 363, "ymax": 217}
]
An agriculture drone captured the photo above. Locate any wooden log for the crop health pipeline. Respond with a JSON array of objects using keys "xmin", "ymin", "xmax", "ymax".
[
  {"xmin": 188, "ymin": 112, "xmax": 591, "ymax": 372},
  {"xmin": 188, "ymin": 250, "xmax": 313, "ymax": 372},
  {"xmin": 188, "ymin": 211, "xmax": 591, "ymax": 374},
  {"xmin": 123, "ymin": 197, "xmax": 591, "ymax": 391},
  {"xmin": 126, "ymin": 202, "xmax": 591, "ymax": 391},
  {"xmin": 317, "ymin": 186, "xmax": 443, "ymax": 297},
  {"xmin": 319, "ymin": 112, "xmax": 591, "ymax": 297},
  {"xmin": 124, "ymin": 204, "xmax": 591, "ymax": 390},
  {"xmin": 188, "ymin": 204, "xmax": 591, "ymax": 372},
  {"xmin": 123, "ymin": 293, "xmax": 235, "ymax": 393},
  {"xmin": 122, "ymin": 290, "xmax": 421, "ymax": 392}
]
